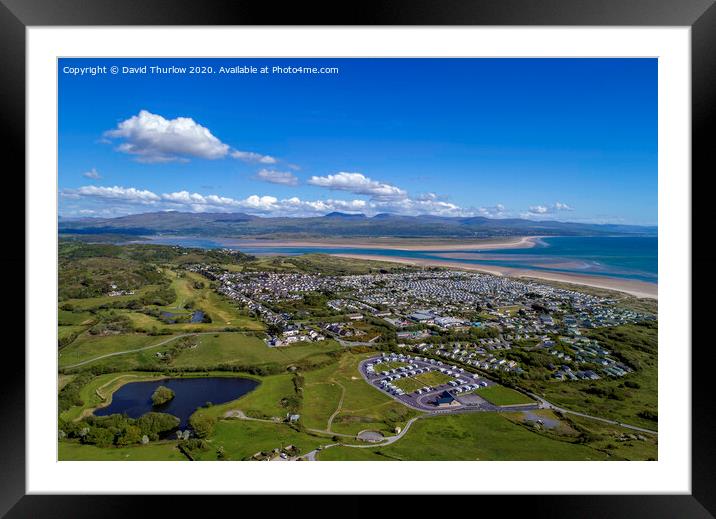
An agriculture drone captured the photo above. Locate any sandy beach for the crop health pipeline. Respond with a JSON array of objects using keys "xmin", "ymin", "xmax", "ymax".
[
  {"xmin": 332, "ymin": 253, "xmax": 657, "ymax": 300},
  {"xmin": 214, "ymin": 235, "xmax": 541, "ymax": 251}
]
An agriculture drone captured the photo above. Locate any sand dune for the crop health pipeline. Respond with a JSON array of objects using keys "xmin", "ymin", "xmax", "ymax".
[{"xmin": 215, "ymin": 235, "xmax": 541, "ymax": 251}]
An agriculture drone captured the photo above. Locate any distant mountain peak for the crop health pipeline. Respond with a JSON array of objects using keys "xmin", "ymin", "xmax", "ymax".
[
  {"xmin": 58, "ymin": 209, "xmax": 657, "ymax": 239},
  {"xmin": 323, "ymin": 212, "xmax": 366, "ymax": 219}
]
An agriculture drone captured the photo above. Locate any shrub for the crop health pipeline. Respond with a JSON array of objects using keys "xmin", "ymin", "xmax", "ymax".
[
  {"xmin": 151, "ymin": 385, "xmax": 175, "ymax": 406},
  {"xmin": 637, "ymin": 409, "xmax": 658, "ymax": 422},
  {"xmin": 189, "ymin": 413, "xmax": 216, "ymax": 439}
]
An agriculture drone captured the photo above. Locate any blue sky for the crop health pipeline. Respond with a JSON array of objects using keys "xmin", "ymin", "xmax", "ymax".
[{"xmin": 59, "ymin": 58, "xmax": 657, "ymax": 225}]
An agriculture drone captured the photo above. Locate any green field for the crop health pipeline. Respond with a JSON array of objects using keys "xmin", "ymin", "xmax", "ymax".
[
  {"xmin": 59, "ymin": 334, "xmax": 162, "ymax": 368},
  {"xmin": 58, "ymin": 309, "xmax": 96, "ymax": 326},
  {"xmin": 373, "ymin": 361, "xmax": 408, "ymax": 373},
  {"xmin": 60, "ymin": 285, "xmax": 161, "ymax": 311},
  {"xmin": 561, "ymin": 413, "xmax": 658, "ymax": 460},
  {"xmin": 59, "ymin": 330, "xmax": 342, "ymax": 373},
  {"xmin": 304, "ymin": 353, "xmax": 421, "ymax": 436},
  {"xmin": 200, "ymin": 373, "xmax": 296, "ymax": 421},
  {"xmin": 157, "ymin": 272, "xmax": 263, "ymax": 332},
  {"xmin": 393, "ymin": 371, "xmax": 454, "ymax": 393},
  {"xmin": 192, "ymin": 419, "xmax": 325, "ymax": 461},
  {"xmin": 169, "ymin": 333, "xmax": 342, "ymax": 370},
  {"xmin": 301, "ymin": 381, "xmax": 344, "ymax": 431},
  {"xmin": 59, "ymin": 440, "xmax": 186, "ymax": 461},
  {"xmin": 58, "ymin": 325, "xmax": 87, "ymax": 342},
  {"xmin": 474, "ymin": 385, "xmax": 536, "ymax": 406},
  {"xmin": 317, "ymin": 412, "xmax": 612, "ymax": 461}
]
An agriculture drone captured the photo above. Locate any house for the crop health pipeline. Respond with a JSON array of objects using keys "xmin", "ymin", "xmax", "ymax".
[
  {"xmin": 540, "ymin": 314, "xmax": 555, "ymax": 326},
  {"xmin": 408, "ymin": 310, "xmax": 435, "ymax": 323},
  {"xmin": 434, "ymin": 391, "xmax": 460, "ymax": 408}
]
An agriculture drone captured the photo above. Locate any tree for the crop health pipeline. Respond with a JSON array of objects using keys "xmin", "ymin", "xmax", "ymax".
[
  {"xmin": 84, "ymin": 427, "xmax": 114, "ymax": 447},
  {"xmin": 116, "ymin": 425, "xmax": 142, "ymax": 446},
  {"xmin": 189, "ymin": 413, "xmax": 216, "ymax": 439},
  {"xmin": 266, "ymin": 323, "xmax": 284, "ymax": 336},
  {"xmin": 136, "ymin": 412, "xmax": 180, "ymax": 440},
  {"xmin": 151, "ymin": 385, "xmax": 175, "ymax": 406}
]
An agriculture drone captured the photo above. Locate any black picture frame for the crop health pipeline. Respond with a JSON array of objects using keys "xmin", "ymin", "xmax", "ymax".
[{"xmin": 2, "ymin": 0, "xmax": 713, "ymax": 516}]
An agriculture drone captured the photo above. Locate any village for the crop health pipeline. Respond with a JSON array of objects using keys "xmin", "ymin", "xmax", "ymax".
[
  {"xmin": 360, "ymin": 352, "xmax": 539, "ymax": 412},
  {"xmin": 184, "ymin": 264, "xmax": 652, "ymax": 381}
]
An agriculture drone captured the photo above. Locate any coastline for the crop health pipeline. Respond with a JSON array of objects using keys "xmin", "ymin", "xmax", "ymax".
[
  {"xmin": 331, "ymin": 254, "xmax": 658, "ymax": 300},
  {"xmin": 176, "ymin": 235, "xmax": 542, "ymax": 252}
]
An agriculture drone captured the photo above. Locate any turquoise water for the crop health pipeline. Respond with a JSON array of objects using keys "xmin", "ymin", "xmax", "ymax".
[{"xmin": 138, "ymin": 236, "xmax": 657, "ymax": 284}]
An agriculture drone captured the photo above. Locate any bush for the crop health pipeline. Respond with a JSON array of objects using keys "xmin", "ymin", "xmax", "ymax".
[
  {"xmin": 89, "ymin": 314, "xmax": 133, "ymax": 335},
  {"xmin": 58, "ymin": 372, "xmax": 95, "ymax": 413},
  {"xmin": 83, "ymin": 427, "xmax": 115, "ymax": 447},
  {"xmin": 135, "ymin": 412, "xmax": 180, "ymax": 440},
  {"xmin": 116, "ymin": 425, "xmax": 142, "ymax": 446},
  {"xmin": 189, "ymin": 413, "xmax": 216, "ymax": 439},
  {"xmin": 151, "ymin": 385, "xmax": 175, "ymax": 406},
  {"xmin": 637, "ymin": 409, "xmax": 658, "ymax": 422}
]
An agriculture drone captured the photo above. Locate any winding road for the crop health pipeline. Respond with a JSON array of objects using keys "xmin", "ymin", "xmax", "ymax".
[
  {"xmin": 61, "ymin": 332, "xmax": 217, "ymax": 369},
  {"xmin": 527, "ymin": 393, "xmax": 658, "ymax": 435},
  {"xmin": 325, "ymin": 382, "xmax": 346, "ymax": 432},
  {"xmin": 302, "ymin": 415, "xmax": 423, "ymax": 460}
]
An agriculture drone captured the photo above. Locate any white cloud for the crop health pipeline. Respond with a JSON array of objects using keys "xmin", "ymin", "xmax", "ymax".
[
  {"xmin": 62, "ymin": 184, "xmax": 485, "ymax": 218},
  {"xmin": 240, "ymin": 195, "xmax": 280, "ymax": 212},
  {"xmin": 369, "ymin": 197, "xmax": 468, "ymax": 217},
  {"xmin": 255, "ymin": 169, "xmax": 299, "ymax": 186},
  {"xmin": 230, "ymin": 150, "xmax": 278, "ymax": 164},
  {"xmin": 63, "ymin": 185, "xmax": 161, "ymax": 204},
  {"xmin": 529, "ymin": 205, "xmax": 549, "ymax": 215},
  {"xmin": 158, "ymin": 191, "xmax": 280, "ymax": 213},
  {"xmin": 475, "ymin": 204, "xmax": 507, "ymax": 218},
  {"xmin": 82, "ymin": 168, "xmax": 102, "ymax": 180},
  {"xmin": 104, "ymin": 110, "xmax": 230, "ymax": 163},
  {"xmin": 528, "ymin": 202, "xmax": 574, "ymax": 216},
  {"xmin": 308, "ymin": 172, "xmax": 407, "ymax": 199}
]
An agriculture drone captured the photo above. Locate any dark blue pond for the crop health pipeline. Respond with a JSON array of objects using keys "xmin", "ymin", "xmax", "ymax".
[
  {"xmin": 94, "ymin": 377, "xmax": 259, "ymax": 428},
  {"xmin": 160, "ymin": 310, "xmax": 205, "ymax": 324}
]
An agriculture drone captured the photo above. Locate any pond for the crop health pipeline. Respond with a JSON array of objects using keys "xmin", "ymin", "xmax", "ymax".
[
  {"xmin": 94, "ymin": 377, "xmax": 259, "ymax": 429},
  {"xmin": 160, "ymin": 310, "xmax": 205, "ymax": 324}
]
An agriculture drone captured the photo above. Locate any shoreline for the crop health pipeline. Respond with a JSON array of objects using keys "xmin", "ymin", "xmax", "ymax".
[
  {"xmin": 332, "ymin": 254, "xmax": 658, "ymax": 300},
  {"xmin": 148, "ymin": 235, "xmax": 542, "ymax": 252}
]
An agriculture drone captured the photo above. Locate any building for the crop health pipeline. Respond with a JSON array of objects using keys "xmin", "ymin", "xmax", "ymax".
[
  {"xmin": 433, "ymin": 391, "xmax": 460, "ymax": 408},
  {"xmin": 409, "ymin": 310, "xmax": 435, "ymax": 323}
]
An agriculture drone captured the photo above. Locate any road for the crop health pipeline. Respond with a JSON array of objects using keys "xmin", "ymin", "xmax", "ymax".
[
  {"xmin": 325, "ymin": 382, "xmax": 346, "ymax": 432},
  {"xmin": 528, "ymin": 393, "xmax": 658, "ymax": 435},
  {"xmin": 61, "ymin": 332, "xmax": 218, "ymax": 369},
  {"xmin": 302, "ymin": 415, "xmax": 423, "ymax": 460}
]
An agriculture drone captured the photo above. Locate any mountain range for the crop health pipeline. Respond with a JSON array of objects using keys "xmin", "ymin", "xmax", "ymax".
[{"xmin": 58, "ymin": 211, "xmax": 657, "ymax": 240}]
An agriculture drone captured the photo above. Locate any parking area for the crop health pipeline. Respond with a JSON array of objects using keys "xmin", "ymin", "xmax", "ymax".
[{"xmin": 359, "ymin": 352, "xmax": 537, "ymax": 413}]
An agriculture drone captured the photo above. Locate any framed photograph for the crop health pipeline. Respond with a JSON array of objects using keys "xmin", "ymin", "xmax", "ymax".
[{"xmin": 4, "ymin": 0, "xmax": 713, "ymax": 515}]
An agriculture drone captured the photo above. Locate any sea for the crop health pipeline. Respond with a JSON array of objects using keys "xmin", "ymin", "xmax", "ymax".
[{"xmin": 136, "ymin": 236, "xmax": 658, "ymax": 284}]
